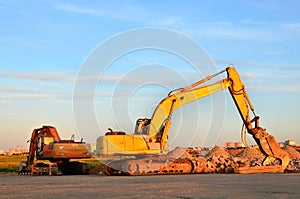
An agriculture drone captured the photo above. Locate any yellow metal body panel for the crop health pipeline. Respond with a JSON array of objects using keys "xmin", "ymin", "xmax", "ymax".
[{"xmin": 97, "ymin": 134, "xmax": 162, "ymax": 155}]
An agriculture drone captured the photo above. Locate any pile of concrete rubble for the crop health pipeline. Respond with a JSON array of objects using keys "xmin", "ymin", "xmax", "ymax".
[
  {"xmin": 170, "ymin": 145, "xmax": 300, "ymax": 173},
  {"xmin": 283, "ymin": 146, "xmax": 300, "ymax": 172},
  {"xmin": 90, "ymin": 145, "xmax": 300, "ymax": 175}
]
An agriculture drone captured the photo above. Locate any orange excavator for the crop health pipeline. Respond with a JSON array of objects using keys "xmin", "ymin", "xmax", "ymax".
[
  {"xmin": 96, "ymin": 66, "xmax": 290, "ymax": 175},
  {"xmin": 18, "ymin": 126, "xmax": 91, "ymax": 175}
]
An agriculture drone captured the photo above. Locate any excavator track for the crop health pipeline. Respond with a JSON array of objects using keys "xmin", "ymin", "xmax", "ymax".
[
  {"xmin": 31, "ymin": 162, "xmax": 59, "ymax": 175},
  {"xmin": 103, "ymin": 157, "xmax": 194, "ymax": 176}
]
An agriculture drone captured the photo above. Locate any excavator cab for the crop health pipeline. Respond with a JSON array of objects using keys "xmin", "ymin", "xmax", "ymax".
[
  {"xmin": 36, "ymin": 136, "xmax": 55, "ymax": 158},
  {"xmin": 134, "ymin": 118, "xmax": 151, "ymax": 135}
]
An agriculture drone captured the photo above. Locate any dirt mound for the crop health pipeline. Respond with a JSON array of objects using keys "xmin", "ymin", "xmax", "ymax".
[
  {"xmin": 284, "ymin": 146, "xmax": 300, "ymax": 160},
  {"xmin": 205, "ymin": 146, "xmax": 229, "ymax": 159},
  {"xmin": 203, "ymin": 146, "xmax": 236, "ymax": 173},
  {"xmin": 168, "ymin": 147, "xmax": 188, "ymax": 158},
  {"xmin": 236, "ymin": 147, "xmax": 265, "ymax": 160},
  {"xmin": 285, "ymin": 160, "xmax": 300, "ymax": 172}
]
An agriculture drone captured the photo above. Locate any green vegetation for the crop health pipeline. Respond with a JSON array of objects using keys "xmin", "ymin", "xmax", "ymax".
[
  {"xmin": 0, "ymin": 155, "xmax": 25, "ymax": 172},
  {"xmin": 0, "ymin": 155, "xmax": 25, "ymax": 162},
  {"xmin": 0, "ymin": 155, "xmax": 103, "ymax": 173},
  {"xmin": 0, "ymin": 165, "xmax": 19, "ymax": 172}
]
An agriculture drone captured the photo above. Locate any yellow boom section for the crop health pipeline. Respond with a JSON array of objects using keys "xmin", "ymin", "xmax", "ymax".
[
  {"xmin": 226, "ymin": 67, "xmax": 255, "ymax": 130},
  {"xmin": 147, "ymin": 71, "xmax": 232, "ymax": 148}
]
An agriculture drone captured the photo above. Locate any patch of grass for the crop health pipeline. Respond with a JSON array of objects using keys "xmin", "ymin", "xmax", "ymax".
[
  {"xmin": 0, "ymin": 155, "xmax": 24, "ymax": 172},
  {"xmin": 0, "ymin": 155, "xmax": 25, "ymax": 162},
  {"xmin": 0, "ymin": 155, "xmax": 110, "ymax": 172},
  {"xmin": 0, "ymin": 165, "xmax": 19, "ymax": 172}
]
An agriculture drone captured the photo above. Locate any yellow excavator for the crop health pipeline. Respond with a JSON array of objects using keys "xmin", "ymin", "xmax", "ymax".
[{"xmin": 96, "ymin": 66, "xmax": 290, "ymax": 175}]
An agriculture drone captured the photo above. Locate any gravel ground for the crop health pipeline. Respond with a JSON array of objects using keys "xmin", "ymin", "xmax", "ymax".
[{"xmin": 1, "ymin": 173, "xmax": 300, "ymax": 199}]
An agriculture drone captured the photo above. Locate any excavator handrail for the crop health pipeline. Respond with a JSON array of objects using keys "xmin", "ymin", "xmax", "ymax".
[{"xmin": 168, "ymin": 68, "xmax": 227, "ymax": 96}]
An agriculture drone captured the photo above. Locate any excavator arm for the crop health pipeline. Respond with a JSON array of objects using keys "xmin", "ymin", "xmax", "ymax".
[
  {"xmin": 226, "ymin": 67, "xmax": 290, "ymax": 168},
  {"xmin": 145, "ymin": 66, "xmax": 289, "ymax": 168}
]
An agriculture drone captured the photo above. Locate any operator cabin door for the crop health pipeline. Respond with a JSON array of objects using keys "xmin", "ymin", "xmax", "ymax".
[
  {"xmin": 36, "ymin": 136, "xmax": 44, "ymax": 157},
  {"xmin": 36, "ymin": 136, "xmax": 54, "ymax": 158}
]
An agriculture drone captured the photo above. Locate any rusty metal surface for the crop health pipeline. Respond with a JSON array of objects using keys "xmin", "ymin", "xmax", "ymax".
[{"xmin": 50, "ymin": 143, "xmax": 91, "ymax": 159}]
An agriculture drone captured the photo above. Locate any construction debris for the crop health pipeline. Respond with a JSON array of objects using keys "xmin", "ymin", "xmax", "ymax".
[
  {"xmin": 202, "ymin": 146, "xmax": 300, "ymax": 173},
  {"xmin": 236, "ymin": 147, "xmax": 265, "ymax": 160},
  {"xmin": 177, "ymin": 145, "xmax": 300, "ymax": 174},
  {"xmin": 167, "ymin": 146, "xmax": 189, "ymax": 158},
  {"xmin": 90, "ymin": 145, "xmax": 300, "ymax": 175},
  {"xmin": 203, "ymin": 146, "xmax": 236, "ymax": 173},
  {"xmin": 284, "ymin": 145, "xmax": 300, "ymax": 160}
]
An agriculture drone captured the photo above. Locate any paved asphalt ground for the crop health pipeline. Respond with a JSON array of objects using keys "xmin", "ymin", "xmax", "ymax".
[{"xmin": 0, "ymin": 173, "xmax": 299, "ymax": 198}]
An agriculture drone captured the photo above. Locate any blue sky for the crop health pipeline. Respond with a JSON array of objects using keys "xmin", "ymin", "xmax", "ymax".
[{"xmin": 1, "ymin": 0, "xmax": 300, "ymax": 151}]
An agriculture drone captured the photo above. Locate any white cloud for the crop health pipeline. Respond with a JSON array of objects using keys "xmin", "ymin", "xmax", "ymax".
[
  {"xmin": 250, "ymin": 85, "xmax": 300, "ymax": 93},
  {"xmin": 241, "ymin": 72, "xmax": 257, "ymax": 79},
  {"xmin": 51, "ymin": 1, "xmax": 103, "ymax": 16},
  {"xmin": 185, "ymin": 19, "xmax": 300, "ymax": 43},
  {"xmin": 0, "ymin": 86, "xmax": 40, "ymax": 93},
  {"xmin": 241, "ymin": 19, "xmax": 271, "ymax": 25},
  {"xmin": 204, "ymin": 26, "xmax": 277, "ymax": 41},
  {"xmin": 49, "ymin": 1, "xmax": 147, "ymax": 23},
  {"xmin": 151, "ymin": 17, "xmax": 183, "ymax": 26},
  {"xmin": 262, "ymin": 48, "xmax": 287, "ymax": 56},
  {"xmin": 0, "ymin": 93, "xmax": 56, "ymax": 100},
  {"xmin": 283, "ymin": 23, "xmax": 300, "ymax": 29},
  {"xmin": 0, "ymin": 71, "xmax": 74, "ymax": 82},
  {"xmin": 182, "ymin": 20, "xmax": 279, "ymax": 42},
  {"xmin": 215, "ymin": 59, "xmax": 300, "ymax": 71},
  {"xmin": 0, "ymin": 71, "xmax": 131, "ymax": 83},
  {"xmin": 207, "ymin": 21, "xmax": 232, "ymax": 27}
]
